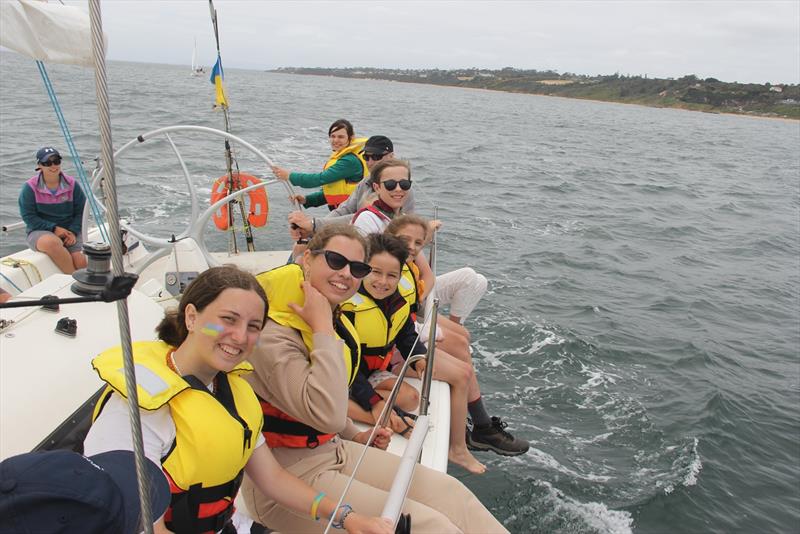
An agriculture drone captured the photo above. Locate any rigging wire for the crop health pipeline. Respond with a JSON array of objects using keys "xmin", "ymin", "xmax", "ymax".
[
  {"xmin": 35, "ymin": 60, "xmax": 109, "ymax": 244},
  {"xmin": 88, "ymin": 1, "xmax": 154, "ymax": 531}
]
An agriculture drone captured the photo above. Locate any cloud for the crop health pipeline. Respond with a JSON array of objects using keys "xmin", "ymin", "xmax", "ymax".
[{"xmin": 64, "ymin": 0, "xmax": 799, "ymax": 83}]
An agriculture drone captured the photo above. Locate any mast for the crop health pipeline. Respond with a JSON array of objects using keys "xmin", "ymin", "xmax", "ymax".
[
  {"xmin": 192, "ymin": 37, "xmax": 197, "ymax": 73},
  {"xmin": 208, "ymin": 0, "xmax": 256, "ymax": 253}
]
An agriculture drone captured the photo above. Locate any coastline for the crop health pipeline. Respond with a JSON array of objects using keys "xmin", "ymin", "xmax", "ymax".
[{"xmin": 271, "ymin": 71, "xmax": 799, "ymax": 122}]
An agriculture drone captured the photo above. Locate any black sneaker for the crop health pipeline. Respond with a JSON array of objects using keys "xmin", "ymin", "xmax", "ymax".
[{"xmin": 466, "ymin": 416, "xmax": 529, "ymax": 456}]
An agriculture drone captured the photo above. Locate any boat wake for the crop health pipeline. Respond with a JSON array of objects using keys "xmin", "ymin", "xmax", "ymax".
[
  {"xmin": 500, "ymin": 479, "xmax": 634, "ymax": 534},
  {"xmin": 463, "ymin": 309, "xmax": 706, "ymax": 527}
]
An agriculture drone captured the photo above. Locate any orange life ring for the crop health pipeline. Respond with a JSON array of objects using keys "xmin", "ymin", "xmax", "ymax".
[{"xmin": 210, "ymin": 173, "xmax": 269, "ymax": 231}]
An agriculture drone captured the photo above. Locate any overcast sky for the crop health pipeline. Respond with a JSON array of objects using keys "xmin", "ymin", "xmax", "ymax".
[{"xmin": 67, "ymin": 1, "xmax": 799, "ymax": 84}]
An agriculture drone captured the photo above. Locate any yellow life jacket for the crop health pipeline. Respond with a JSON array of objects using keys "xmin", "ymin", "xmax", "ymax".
[
  {"xmin": 321, "ymin": 137, "xmax": 368, "ymax": 209},
  {"xmin": 341, "ymin": 288, "xmax": 410, "ymax": 372},
  {"xmin": 92, "ymin": 341, "xmax": 262, "ymax": 534},
  {"xmin": 255, "ymin": 264, "xmax": 361, "ymax": 448},
  {"xmin": 408, "ymin": 260, "xmax": 426, "ymax": 299},
  {"xmin": 398, "ymin": 262, "xmax": 420, "ymax": 316}
]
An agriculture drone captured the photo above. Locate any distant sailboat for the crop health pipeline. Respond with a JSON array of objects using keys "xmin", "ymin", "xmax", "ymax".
[{"xmin": 191, "ymin": 38, "xmax": 205, "ymax": 76}]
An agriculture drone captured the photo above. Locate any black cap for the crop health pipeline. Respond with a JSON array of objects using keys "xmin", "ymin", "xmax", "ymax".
[
  {"xmin": 363, "ymin": 135, "xmax": 393, "ymax": 155},
  {"xmin": 35, "ymin": 147, "xmax": 60, "ymax": 163},
  {"xmin": 0, "ymin": 450, "xmax": 170, "ymax": 534}
]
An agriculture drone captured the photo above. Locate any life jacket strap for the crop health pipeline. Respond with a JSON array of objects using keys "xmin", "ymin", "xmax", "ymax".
[
  {"xmin": 262, "ymin": 414, "xmax": 332, "ymax": 449},
  {"xmin": 361, "ymin": 345, "xmax": 393, "ymax": 357},
  {"xmin": 333, "ymin": 316, "xmax": 360, "ymax": 385},
  {"xmin": 259, "ymin": 398, "xmax": 335, "ymax": 449},
  {"xmin": 166, "ymin": 470, "xmax": 243, "ymax": 534}
]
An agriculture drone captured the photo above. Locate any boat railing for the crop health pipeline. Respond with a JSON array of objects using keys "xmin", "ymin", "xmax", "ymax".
[
  {"xmin": 93, "ymin": 126, "xmax": 298, "ymax": 273},
  {"xmin": 381, "ymin": 301, "xmax": 438, "ymax": 528},
  {"xmin": 2, "ymin": 125, "xmax": 299, "ymax": 277}
]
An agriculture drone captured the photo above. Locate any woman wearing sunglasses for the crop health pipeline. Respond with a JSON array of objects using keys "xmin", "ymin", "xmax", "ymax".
[
  {"xmin": 351, "ymin": 159, "xmax": 413, "ymax": 236},
  {"xmin": 242, "ymin": 224, "xmax": 507, "ymax": 533},
  {"xmin": 86, "ymin": 266, "xmax": 390, "ymax": 534},
  {"xmin": 18, "ymin": 146, "xmax": 87, "ymax": 273},
  {"xmin": 272, "ymin": 119, "xmax": 368, "ymax": 211}
]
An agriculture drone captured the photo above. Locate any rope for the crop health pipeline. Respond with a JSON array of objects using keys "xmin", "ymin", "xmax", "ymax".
[
  {"xmin": 35, "ymin": 61, "xmax": 109, "ymax": 244},
  {"xmin": 1, "ymin": 258, "xmax": 43, "ymax": 287}
]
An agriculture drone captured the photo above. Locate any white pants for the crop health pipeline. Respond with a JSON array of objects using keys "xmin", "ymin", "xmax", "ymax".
[{"xmin": 426, "ymin": 267, "xmax": 487, "ymax": 322}]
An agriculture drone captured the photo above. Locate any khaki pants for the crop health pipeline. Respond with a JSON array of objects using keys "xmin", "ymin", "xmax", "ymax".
[{"xmin": 241, "ymin": 438, "xmax": 508, "ymax": 534}]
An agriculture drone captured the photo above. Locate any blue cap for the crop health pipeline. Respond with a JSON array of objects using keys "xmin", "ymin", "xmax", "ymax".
[
  {"xmin": 0, "ymin": 450, "xmax": 170, "ymax": 534},
  {"xmin": 35, "ymin": 147, "xmax": 60, "ymax": 163}
]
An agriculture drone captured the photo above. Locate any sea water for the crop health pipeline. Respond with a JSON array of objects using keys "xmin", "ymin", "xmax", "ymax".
[{"xmin": 1, "ymin": 52, "xmax": 798, "ymax": 533}]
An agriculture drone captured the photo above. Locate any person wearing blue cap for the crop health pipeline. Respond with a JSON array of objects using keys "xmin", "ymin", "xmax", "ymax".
[
  {"xmin": 0, "ymin": 449, "xmax": 171, "ymax": 534},
  {"xmin": 18, "ymin": 147, "xmax": 87, "ymax": 274}
]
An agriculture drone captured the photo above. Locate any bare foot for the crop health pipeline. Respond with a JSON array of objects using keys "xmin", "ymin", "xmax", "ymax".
[{"xmin": 449, "ymin": 447, "xmax": 486, "ymax": 474}]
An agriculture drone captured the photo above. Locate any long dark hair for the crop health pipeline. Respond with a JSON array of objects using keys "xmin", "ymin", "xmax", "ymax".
[{"xmin": 156, "ymin": 266, "xmax": 268, "ymax": 347}]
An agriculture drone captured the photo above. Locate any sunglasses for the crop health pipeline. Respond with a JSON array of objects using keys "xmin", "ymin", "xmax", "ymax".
[
  {"xmin": 363, "ymin": 153, "xmax": 386, "ymax": 162},
  {"xmin": 381, "ymin": 179, "xmax": 412, "ymax": 191},
  {"xmin": 40, "ymin": 158, "xmax": 62, "ymax": 167},
  {"xmin": 312, "ymin": 249, "xmax": 372, "ymax": 278}
]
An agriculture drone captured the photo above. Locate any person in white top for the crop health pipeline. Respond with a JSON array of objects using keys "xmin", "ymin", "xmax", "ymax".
[
  {"xmin": 84, "ymin": 266, "xmax": 392, "ymax": 534},
  {"xmin": 351, "ymin": 159, "xmax": 412, "ymax": 236}
]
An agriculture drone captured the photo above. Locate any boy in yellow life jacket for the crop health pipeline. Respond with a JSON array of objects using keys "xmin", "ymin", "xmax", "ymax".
[
  {"xmin": 343, "ymin": 233, "xmax": 488, "ymax": 474},
  {"xmin": 341, "ymin": 233, "xmax": 424, "ymax": 437}
]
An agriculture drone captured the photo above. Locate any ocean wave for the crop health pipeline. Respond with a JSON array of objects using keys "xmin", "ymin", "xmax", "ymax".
[
  {"xmin": 659, "ymin": 438, "xmax": 703, "ymax": 494},
  {"xmin": 531, "ymin": 219, "xmax": 585, "ymax": 236}
]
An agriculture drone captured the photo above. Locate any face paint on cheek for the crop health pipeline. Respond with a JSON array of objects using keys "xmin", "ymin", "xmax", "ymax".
[{"xmin": 200, "ymin": 323, "xmax": 224, "ymax": 337}]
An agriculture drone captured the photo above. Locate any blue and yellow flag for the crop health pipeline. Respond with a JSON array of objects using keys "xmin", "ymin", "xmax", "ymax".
[{"xmin": 209, "ymin": 56, "xmax": 228, "ymax": 107}]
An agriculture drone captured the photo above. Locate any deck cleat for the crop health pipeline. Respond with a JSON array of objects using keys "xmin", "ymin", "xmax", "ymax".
[
  {"xmin": 54, "ymin": 317, "xmax": 77, "ymax": 337},
  {"xmin": 40, "ymin": 295, "xmax": 59, "ymax": 312}
]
